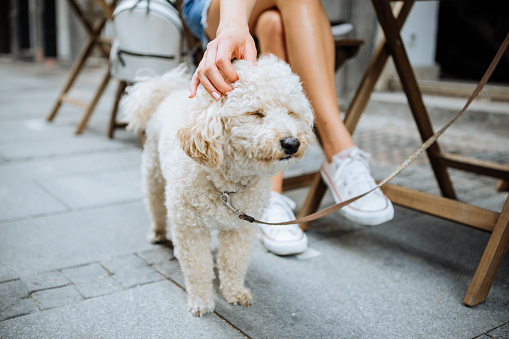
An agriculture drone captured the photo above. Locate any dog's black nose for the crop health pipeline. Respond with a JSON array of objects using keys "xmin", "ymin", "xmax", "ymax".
[{"xmin": 280, "ymin": 137, "xmax": 300, "ymax": 155}]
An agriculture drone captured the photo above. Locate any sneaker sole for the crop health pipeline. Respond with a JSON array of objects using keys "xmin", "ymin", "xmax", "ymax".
[
  {"xmin": 320, "ymin": 167, "xmax": 394, "ymax": 226},
  {"xmin": 263, "ymin": 234, "xmax": 308, "ymax": 256}
]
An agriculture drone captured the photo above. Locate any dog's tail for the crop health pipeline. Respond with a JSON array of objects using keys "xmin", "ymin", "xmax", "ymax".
[{"xmin": 120, "ymin": 64, "xmax": 190, "ymax": 133}]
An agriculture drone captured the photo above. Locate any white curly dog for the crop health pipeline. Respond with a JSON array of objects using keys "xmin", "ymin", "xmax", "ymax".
[{"xmin": 122, "ymin": 55, "xmax": 314, "ymax": 316}]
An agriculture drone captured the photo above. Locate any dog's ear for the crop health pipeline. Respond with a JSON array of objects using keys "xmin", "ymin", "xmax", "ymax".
[{"xmin": 177, "ymin": 103, "xmax": 224, "ymax": 169}]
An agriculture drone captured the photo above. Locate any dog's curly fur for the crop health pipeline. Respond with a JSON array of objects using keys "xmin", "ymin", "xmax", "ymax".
[{"xmin": 122, "ymin": 55, "xmax": 314, "ymax": 316}]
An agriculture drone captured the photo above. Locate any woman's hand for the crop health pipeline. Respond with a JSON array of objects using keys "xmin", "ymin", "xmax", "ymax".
[{"xmin": 189, "ymin": 25, "xmax": 257, "ymax": 99}]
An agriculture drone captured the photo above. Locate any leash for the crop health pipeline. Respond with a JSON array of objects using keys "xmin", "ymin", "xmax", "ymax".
[{"xmin": 221, "ymin": 32, "xmax": 509, "ymax": 226}]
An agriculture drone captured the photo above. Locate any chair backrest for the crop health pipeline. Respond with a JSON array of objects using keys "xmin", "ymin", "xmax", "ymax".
[{"xmin": 109, "ymin": 0, "xmax": 185, "ymax": 82}]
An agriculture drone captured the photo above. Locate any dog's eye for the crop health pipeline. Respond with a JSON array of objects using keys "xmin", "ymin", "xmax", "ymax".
[
  {"xmin": 250, "ymin": 111, "xmax": 265, "ymax": 118},
  {"xmin": 288, "ymin": 111, "xmax": 299, "ymax": 118}
]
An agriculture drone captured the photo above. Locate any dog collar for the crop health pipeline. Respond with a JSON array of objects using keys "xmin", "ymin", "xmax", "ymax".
[{"xmin": 219, "ymin": 191, "xmax": 255, "ymax": 223}]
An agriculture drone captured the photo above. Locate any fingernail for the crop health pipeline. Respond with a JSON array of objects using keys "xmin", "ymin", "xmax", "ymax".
[
  {"xmin": 212, "ymin": 92, "xmax": 220, "ymax": 100},
  {"xmin": 188, "ymin": 90, "xmax": 192, "ymax": 98}
]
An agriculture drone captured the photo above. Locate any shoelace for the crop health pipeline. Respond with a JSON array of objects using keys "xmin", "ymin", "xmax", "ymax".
[{"xmin": 334, "ymin": 150, "xmax": 382, "ymax": 199}]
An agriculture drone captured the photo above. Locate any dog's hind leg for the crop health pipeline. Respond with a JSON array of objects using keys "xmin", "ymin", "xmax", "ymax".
[
  {"xmin": 172, "ymin": 224, "xmax": 215, "ymax": 316},
  {"xmin": 217, "ymin": 227, "xmax": 257, "ymax": 306},
  {"xmin": 142, "ymin": 136, "xmax": 168, "ymax": 243}
]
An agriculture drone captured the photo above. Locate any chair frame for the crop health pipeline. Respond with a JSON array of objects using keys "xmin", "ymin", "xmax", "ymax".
[
  {"xmin": 293, "ymin": 0, "xmax": 509, "ymax": 307},
  {"xmin": 46, "ymin": 0, "xmax": 116, "ymax": 135}
]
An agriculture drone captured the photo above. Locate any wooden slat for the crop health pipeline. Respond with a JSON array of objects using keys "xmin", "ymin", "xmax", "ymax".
[
  {"xmin": 46, "ymin": 19, "xmax": 106, "ymax": 121},
  {"xmin": 334, "ymin": 39, "xmax": 364, "ymax": 72},
  {"xmin": 439, "ymin": 153, "xmax": 509, "ymax": 180},
  {"xmin": 60, "ymin": 95, "xmax": 88, "ymax": 108},
  {"xmin": 497, "ymin": 162, "xmax": 509, "ymax": 191},
  {"xmin": 464, "ymin": 196, "xmax": 509, "ymax": 306},
  {"xmin": 282, "ymin": 173, "xmax": 316, "ymax": 191},
  {"xmin": 65, "ymin": 0, "xmax": 95, "ymax": 35},
  {"xmin": 96, "ymin": 0, "xmax": 114, "ymax": 20},
  {"xmin": 74, "ymin": 68, "xmax": 111, "ymax": 134},
  {"xmin": 382, "ymin": 183, "xmax": 499, "ymax": 232},
  {"xmin": 497, "ymin": 178, "xmax": 509, "ymax": 192}
]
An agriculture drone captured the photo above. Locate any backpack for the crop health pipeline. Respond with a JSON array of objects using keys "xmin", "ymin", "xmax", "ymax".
[{"xmin": 109, "ymin": 0, "xmax": 186, "ymax": 82}]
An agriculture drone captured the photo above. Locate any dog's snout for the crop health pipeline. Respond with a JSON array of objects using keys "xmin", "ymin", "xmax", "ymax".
[{"xmin": 280, "ymin": 137, "xmax": 300, "ymax": 155}]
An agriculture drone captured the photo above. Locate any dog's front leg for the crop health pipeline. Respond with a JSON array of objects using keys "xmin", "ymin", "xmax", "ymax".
[
  {"xmin": 217, "ymin": 227, "xmax": 256, "ymax": 306},
  {"xmin": 142, "ymin": 137, "xmax": 168, "ymax": 243},
  {"xmin": 172, "ymin": 223, "xmax": 215, "ymax": 316}
]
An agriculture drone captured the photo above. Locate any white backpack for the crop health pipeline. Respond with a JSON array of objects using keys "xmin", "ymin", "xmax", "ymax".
[{"xmin": 110, "ymin": 0, "xmax": 186, "ymax": 82}]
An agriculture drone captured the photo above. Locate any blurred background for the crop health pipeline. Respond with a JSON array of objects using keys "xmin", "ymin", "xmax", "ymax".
[{"xmin": 1, "ymin": 0, "xmax": 508, "ymax": 101}]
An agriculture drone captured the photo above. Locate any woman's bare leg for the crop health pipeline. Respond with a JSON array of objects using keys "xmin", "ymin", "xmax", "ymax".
[
  {"xmin": 207, "ymin": 0, "xmax": 353, "ymax": 163},
  {"xmin": 253, "ymin": 10, "xmax": 287, "ymax": 194}
]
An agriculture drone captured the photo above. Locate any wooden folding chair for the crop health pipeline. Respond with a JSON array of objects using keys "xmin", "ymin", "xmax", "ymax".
[
  {"xmin": 46, "ymin": 0, "xmax": 116, "ymax": 135},
  {"xmin": 294, "ymin": 0, "xmax": 509, "ymax": 307}
]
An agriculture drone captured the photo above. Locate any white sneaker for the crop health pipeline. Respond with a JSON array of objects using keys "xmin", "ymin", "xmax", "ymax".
[
  {"xmin": 321, "ymin": 146, "xmax": 394, "ymax": 225},
  {"xmin": 260, "ymin": 192, "xmax": 308, "ymax": 255},
  {"xmin": 330, "ymin": 20, "xmax": 354, "ymax": 37}
]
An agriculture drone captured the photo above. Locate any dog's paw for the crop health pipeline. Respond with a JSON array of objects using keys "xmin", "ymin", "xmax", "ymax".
[
  {"xmin": 147, "ymin": 231, "xmax": 167, "ymax": 244},
  {"xmin": 188, "ymin": 298, "xmax": 215, "ymax": 317},
  {"xmin": 222, "ymin": 287, "xmax": 252, "ymax": 307}
]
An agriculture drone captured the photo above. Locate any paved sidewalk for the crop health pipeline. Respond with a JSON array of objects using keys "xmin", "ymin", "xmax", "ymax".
[{"xmin": 0, "ymin": 59, "xmax": 508, "ymax": 339}]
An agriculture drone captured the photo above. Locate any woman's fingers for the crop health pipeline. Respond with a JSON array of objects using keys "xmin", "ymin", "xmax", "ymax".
[
  {"xmin": 189, "ymin": 42, "xmax": 234, "ymax": 99},
  {"xmin": 188, "ymin": 28, "xmax": 257, "ymax": 99}
]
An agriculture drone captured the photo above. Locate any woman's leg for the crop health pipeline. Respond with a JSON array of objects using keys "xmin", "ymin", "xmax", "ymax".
[
  {"xmin": 253, "ymin": 9, "xmax": 287, "ymax": 60},
  {"xmin": 253, "ymin": 10, "xmax": 287, "ymax": 194},
  {"xmin": 259, "ymin": 0, "xmax": 355, "ymax": 162},
  {"xmin": 206, "ymin": 0, "xmax": 353, "ymax": 163}
]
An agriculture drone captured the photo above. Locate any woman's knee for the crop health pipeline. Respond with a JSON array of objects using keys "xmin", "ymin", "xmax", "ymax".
[{"xmin": 254, "ymin": 10, "xmax": 284, "ymax": 42}]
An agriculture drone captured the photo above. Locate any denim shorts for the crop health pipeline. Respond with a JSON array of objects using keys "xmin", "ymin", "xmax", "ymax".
[{"xmin": 182, "ymin": 0, "xmax": 212, "ymax": 49}]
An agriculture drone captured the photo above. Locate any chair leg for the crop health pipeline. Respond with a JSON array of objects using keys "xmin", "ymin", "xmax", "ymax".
[
  {"xmin": 47, "ymin": 17, "xmax": 107, "ymax": 122},
  {"xmin": 298, "ymin": 172, "xmax": 327, "ymax": 231},
  {"xmin": 496, "ymin": 162, "xmax": 509, "ymax": 192},
  {"xmin": 74, "ymin": 68, "xmax": 111, "ymax": 134},
  {"xmin": 344, "ymin": 1, "xmax": 413, "ymax": 134},
  {"xmin": 371, "ymin": 0, "xmax": 456, "ymax": 199},
  {"xmin": 463, "ymin": 196, "xmax": 509, "ymax": 306},
  {"xmin": 108, "ymin": 80, "xmax": 127, "ymax": 138}
]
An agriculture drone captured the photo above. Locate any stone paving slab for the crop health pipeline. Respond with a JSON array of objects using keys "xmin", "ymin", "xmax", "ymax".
[
  {"xmin": 0, "ymin": 134, "xmax": 132, "ymax": 161},
  {"xmin": 209, "ymin": 213, "xmax": 509, "ymax": 339},
  {"xmin": 21, "ymin": 271, "xmax": 70, "ymax": 293},
  {"xmin": 0, "ymin": 252, "xmax": 167, "ymax": 321},
  {"xmin": 0, "ymin": 202, "xmax": 153, "ymax": 281},
  {"xmin": 0, "ymin": 181, "xmax": 69, "ymax": 222},
  {"xmin": 38, "ymin": 167, "xmax": 142, "ymax": 210},
  {"xmin": 102, "ymin": 254, "xmax": 166, "ymax": 289},
  {"xmin": 0, "ymin": 281, "xmax": 246, "ymax": 339},
  {"xmin": 486, "ymin": 323, "xmax": 509, "ymax": 338},
  {"xmin": 0, "ymin": 148, "xmax": 141, "ymax": 184},
  {"xmin": 31, "ymin": 285, "xmax": 83, "ymax": 310},
  {"xmin": 61, "ymin": 263, "xmax": 124, "ymax": 300},
  {"xmin": 0, "ymin": 280, "xmax": 38, "ymax": 321},
  {"xmin": 0, "ymin": 119, "xmax": 73, "ymax": 143}
]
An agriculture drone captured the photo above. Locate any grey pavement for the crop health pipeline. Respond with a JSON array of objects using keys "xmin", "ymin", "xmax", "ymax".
[{"xmin": 0, "ymin": 58, "xmax": 508, "ymax": 339}]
